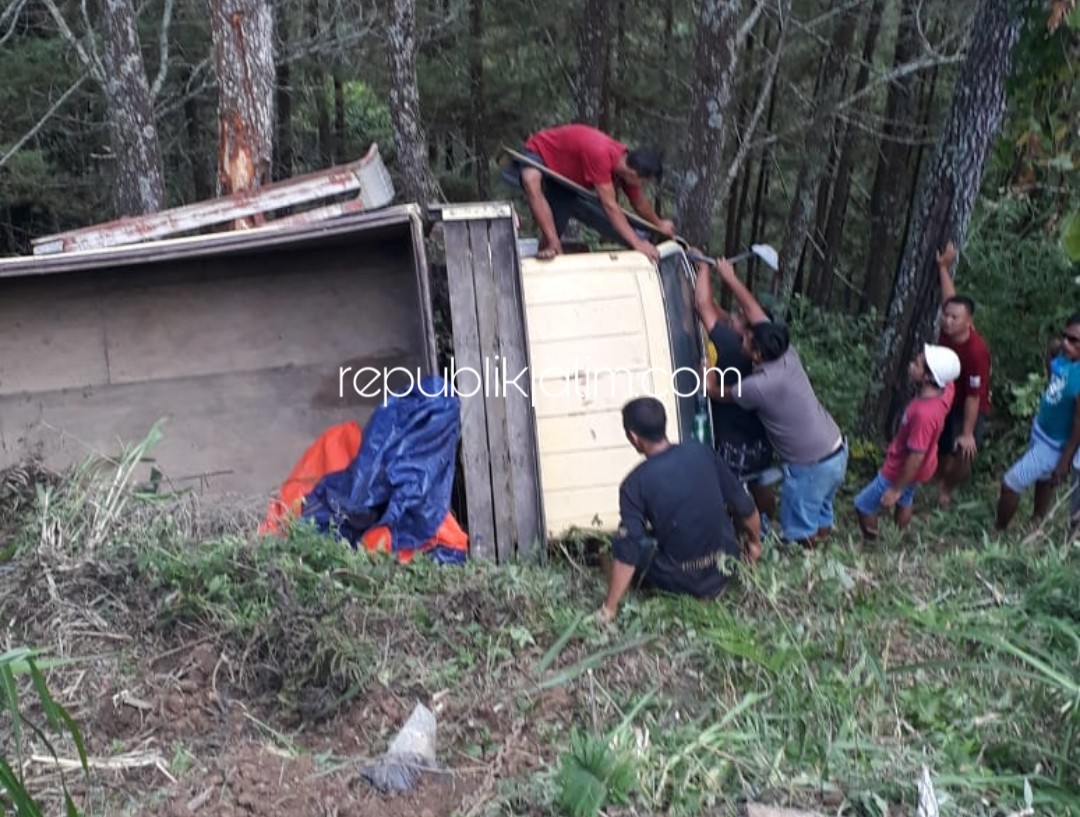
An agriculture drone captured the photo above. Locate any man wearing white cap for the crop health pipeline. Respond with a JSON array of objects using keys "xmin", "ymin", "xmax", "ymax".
[{"xmin": 854, "ymin": 344, "xmax": 961, "ymax": 541}]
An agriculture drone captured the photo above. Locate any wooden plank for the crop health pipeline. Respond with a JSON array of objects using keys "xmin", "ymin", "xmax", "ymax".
[
  {"xmin": 490, "ymin": 216, "xmax": 545, "ymax": 558},
  {"xmin": 31, "ymin": 144, "xmax": 394, "ymax": 255},
  {"xmin": 443, "ymin": 222, "xmax": 497, "ymax": 560},
  {"xmin": 467, "ymin": 219, "xmax": 516, "ymax": 562}
]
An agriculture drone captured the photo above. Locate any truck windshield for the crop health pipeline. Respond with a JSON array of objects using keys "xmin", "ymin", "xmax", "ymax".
[{"xmin": 657, "ymin": 251, "xmax": 705, "ymax": 444}]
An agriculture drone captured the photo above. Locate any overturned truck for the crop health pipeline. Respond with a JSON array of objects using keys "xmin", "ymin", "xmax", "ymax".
[{"xmin": 0, "ymin": 147, "xmax": 711, "ymax": 563}]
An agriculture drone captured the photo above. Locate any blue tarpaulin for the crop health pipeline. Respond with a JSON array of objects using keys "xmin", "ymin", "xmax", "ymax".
[{"xmin": 301, "ymin": 375, "xmax": 465, "ymax": 563}]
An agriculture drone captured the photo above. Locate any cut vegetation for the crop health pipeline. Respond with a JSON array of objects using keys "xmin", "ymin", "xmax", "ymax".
[{"xmin": 1, "ymin": 420, "xmax": 1076, "ymax": 817}]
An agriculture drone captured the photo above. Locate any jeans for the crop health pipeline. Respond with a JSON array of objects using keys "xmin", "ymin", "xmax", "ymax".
[
  {"xmin": 779, "ymin": 442, "xmax": 849, "ymax": 541},
  {"xmin": 853, "ymin": 471, "xmax": 916, "ymax": 515}
]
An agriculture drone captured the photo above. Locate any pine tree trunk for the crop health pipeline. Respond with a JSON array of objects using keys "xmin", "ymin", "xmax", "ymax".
[
  {"xmin": 308, "ymin": 0, "xmax": 332, "ymax": 166},
  {"xmin": 575, "ymin": 0, "xmax": 609, "ymax": 126},
  {"xmin": 861, "ymin": 0, "xmax": 919, "ymax": 315},
  {"xmin": 101, "ymin": 0, "xmax": 166, "ymax": 216},
  {"xmin": 183, "ymin": 66, "xmax": 215, "ymax": 201},
  {"xmin": 468, "ymin": 0, "xmax": 489, "ymax": 197},
  {"xmin": 334, "ymin": 71, "xmax": 346, "ymax": 163},
  {"xmin": 675, "ymin": 0, "xmax": 743, "ymax": 249},
  {"xmin": 209, "ymin": 0, "xmax": 276, "ymax": 196},
  {"xmin": 858, "ymin": 0, "xmax": 1025, "ymax": 437},
  {"xmin": 273, "ymin": 7, "xmax": 293, "ymax": 181},
  {"xmin": 775, "ymin": 1, "xmax": 856, "ymax": 308},
  {"xmin": 817, "ymin": 0, "xmax": 886, "ymax": 307},
  {"xmin": 748, "ymin": 60, "xmax": 778, "ymax": 294},
  {"xmin": 385, "ymin": 0, "xmax": 440, "ymax": 203}
]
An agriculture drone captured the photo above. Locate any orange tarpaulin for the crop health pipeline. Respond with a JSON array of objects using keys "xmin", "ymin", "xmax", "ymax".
[{"xmin": 258, "ymin": 420, "xmax": 468, "ymax": 562}]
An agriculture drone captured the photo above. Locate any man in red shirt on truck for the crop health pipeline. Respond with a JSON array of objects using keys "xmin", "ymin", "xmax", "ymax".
[
  {"xmin": 508, "ymin": 123, "xmax": 675, "ymax": 262},
  {"xmin": 933, "ymin": 241, "xmax": 993, "ymax": 507}
]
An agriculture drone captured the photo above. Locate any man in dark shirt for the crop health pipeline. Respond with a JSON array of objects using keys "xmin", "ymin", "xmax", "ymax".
[
  {"xmin": 598, "ymin": 397, "xmax": 761, "ymax": 624},
  {"xmin": 693, "ymin": 258, "xmax": 778, "ymax": 523}
]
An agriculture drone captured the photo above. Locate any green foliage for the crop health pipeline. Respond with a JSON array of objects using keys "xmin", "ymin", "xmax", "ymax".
[
  {"xmin": 0, "ymin": 648, "xmax": 90, "ymax": 816},
  {"xmin": 959, "ymin": 198, "xmax": 1077, "ymax": 425},
  {"xmin": 1062, "ymin": 210, "xmax": 1080, "ymax": 261},
  {"xmin": 554, "ymin": 729, "xmax": 636, "ymax": 817}
]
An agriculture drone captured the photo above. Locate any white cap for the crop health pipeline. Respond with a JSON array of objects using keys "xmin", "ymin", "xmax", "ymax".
[{"xmin": 924, "ymin": 344, "xmax": 961, "ymax": 388}]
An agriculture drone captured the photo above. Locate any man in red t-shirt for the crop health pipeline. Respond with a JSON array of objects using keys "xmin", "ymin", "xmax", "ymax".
[
  {"xmin": 511, "ymin": 124, "xmax": 675, "ymax": 262},
  {"xmin": 932, "ymin": 241, "xmax": 993, "ymax": 507},
  {"xmin": 854, "ymin": 344, "xmax": 961, "ymax": 541}
]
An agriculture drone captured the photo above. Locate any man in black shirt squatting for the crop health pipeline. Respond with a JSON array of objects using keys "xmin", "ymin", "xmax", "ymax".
[{"xmin": 597, "ymin": 397, "xmax": 762, "ymax": 624}]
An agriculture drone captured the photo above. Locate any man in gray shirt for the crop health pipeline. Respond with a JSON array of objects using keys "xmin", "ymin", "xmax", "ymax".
[{"xmin": 704, "ymin": 258, "xmax": 848, "ymax": 548}]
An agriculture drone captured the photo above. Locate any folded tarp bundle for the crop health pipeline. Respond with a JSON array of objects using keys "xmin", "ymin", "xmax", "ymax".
[{"xmin": 258, "ymin": 375, "xmax": 468, "ymax": 564}]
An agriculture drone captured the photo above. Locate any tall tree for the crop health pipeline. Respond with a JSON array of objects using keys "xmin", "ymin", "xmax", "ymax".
[
  {"xmin": 468, "ymin": 0, "xmax": 489, "ymax": 197},
  {"xmin": 810, "ymin": 0, "xmax": 887, "ymax": 306},
  {"xmin": 386, "ymin": 0, "xmax": 440, "ymax": 203},
  {"xmin": 775, "ymin": 0, "xmax": 857, "ymax": 307},
  {"xmin": 575, "ymin": 0, "xmax": 610, "ymax": 126},
  {"xmin": 209, "ymin": 0, "xmax": 276, "ymax": 196},
  {"xmin": 675, "ymin": 0, "xmax": 744, "ymax": 249},
  {"xmin": 858, "ymin": 0, "xmax": 1026, "ymax": 437},
  {"xmin": 40, "ymin": 0, "xmax": 166, "ymax": 217},
  {"xmin": 860, "ymin": 0, "xmax": 921, "ymax": 314}
]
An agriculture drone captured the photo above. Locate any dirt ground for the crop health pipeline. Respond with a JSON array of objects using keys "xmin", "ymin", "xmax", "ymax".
[{"xmin": 0, "ymin": 545, "xmax": 554, "ymax": 817}]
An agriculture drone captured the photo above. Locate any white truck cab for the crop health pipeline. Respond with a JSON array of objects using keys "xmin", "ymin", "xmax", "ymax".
[{"xmin": 518, "ymin": 241, "xmax": 711, "ymax": 538}]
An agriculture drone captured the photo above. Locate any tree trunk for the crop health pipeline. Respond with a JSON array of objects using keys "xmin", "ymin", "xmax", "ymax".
[
  {"xmin": 334, "ymin": 70, "xmax": 346, "ymax": 163},
  {"xmin": 385, "ymin": 0, "xmax": 440, "ymax": 204},
  {"xmin": 100, "ymin": 0, "xmax": 166, "ymax": 216},
  {"xmin": 209, "ymin": 0, "xmax": 276, "ymax": 197},
  {"xmin": 861, "ymin": 0, "xmax": 919, "ymax": 315},
  {"xmin": 183, "ymin": 66, "xmax": 215, "ymax": 201},
  {"xmin": 308, "ymin": 0, "xmax": 332, "ymax": 166},
  {"xmin": 775, "ymin": 1, "xmax": 856, "ymax": 308},
  {"xmin": 817, "ymin": 0, "xmax": 886, "ymax": 308},
  {"xmin": 675, "ymin": 0, "xmax": 743, "ymax": 250},
  {"xmin": 858, "ymin": 0, "xmax": 1025, "ymax": 438},
  {"xmin": 748, "ymin": 53, "xmax": 778, "ymax": 294},
  {"xmin": 274, "ymin": 5, "xmax": 293, "ymax": 181},
  {"xmin": 805, "ymin": 142, "xmax": 838, "ymax": 301},
  {"xmin": 725, "ymin": 25, "xmax": 758, "ymax": 258},
  {"xmin": 575, "ymin": 0, "xmax": 609, "ymax": 126},
  {"xmin": 468, "ymin": 0, "xmax": 489, "ymax": 197}
]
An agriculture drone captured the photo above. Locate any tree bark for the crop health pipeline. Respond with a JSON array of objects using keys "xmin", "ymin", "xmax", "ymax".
[
  {"xmin": 747, "ymin": 71, "xmax": 777, "ymax": 294},
  {"xmin": 385, "ymin": 0, "xmax": 440, "ymax": 203},
  {"xmin": 861, "ymin": 0, "xmax": 919, "ymax": 315},
  {"xmin": 775, "ymin": 0, "xmax": 856, "ymax": 308},
  {"xmin": 183, "ymin": 66, "xmax": 215, "ymax": 201},
  {"xmin": 575, "ymin": 0, "xmax": 609, "ymax": 126},
  {"xmin": 675, "ymin": 0, "xmax": 744, "ymax": 250},
  {"xmin": 468, "ymin": 0, "xmax": 489, "ymax": 197},
  {"xmin": 209, "ymin": 0, "xmax": 276, "ymax": 197},
  {"xmin": 816, "ymin": 0, "xmax": 886, "ymax": 307},
  {"xmin": 858, "ymin": 0, "xmax": 1025, "ymax": 437},
  {"xmin": 101, "ymin": 0, "xmax": 166, "ymax": 215},
  {"xmin": 273, "ymin": 4, "xmax": 293, "ymax": 181}
]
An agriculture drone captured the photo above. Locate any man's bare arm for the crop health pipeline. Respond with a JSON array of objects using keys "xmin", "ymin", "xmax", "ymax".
[
  {"xmin": 937, "ymin": 241, "xmax": 957, "ymax": 302},
  {"xmin": 716, "ymin": 259, "xmax": 769, "ymax": 324},
  {"xmin": 595, "ymin": 182, "xmax": 658, "ymax": 260},
  {"xmin": 1052, "ymin": 396, "xmax": 1080, "ymax": 484},
  {"xmin": 694, "ymin": 260, "xmax": 725, "ymax": 332},
  {"xmin": 601, "ymin": 559, "xmax": 637, "ymax": 621}
]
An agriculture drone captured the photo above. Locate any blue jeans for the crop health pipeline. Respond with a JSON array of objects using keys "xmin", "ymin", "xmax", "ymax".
[
  {"xmin": 853, "ymin": 472, "xmax": 916, "ymax": 515},
  {"xmin": 779, "ymin": 442, "xmax": 849, "ymax": 541}
]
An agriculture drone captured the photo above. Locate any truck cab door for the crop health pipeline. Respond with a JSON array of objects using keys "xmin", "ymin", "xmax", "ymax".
[{"xmin": 655, "ymin": 242, "xmax": 713, "ymax": 447}]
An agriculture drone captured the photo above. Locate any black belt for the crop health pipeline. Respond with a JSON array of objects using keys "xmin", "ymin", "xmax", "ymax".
[{"xmin": 808, "ymin": 438, "xmax": 846, "ymax": 466}]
